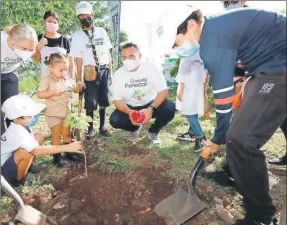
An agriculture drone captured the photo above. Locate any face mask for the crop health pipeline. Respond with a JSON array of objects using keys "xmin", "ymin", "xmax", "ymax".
[
  {"xmin": 28, "ymin": 115, "xmax": 40, "ymax": 127},
  {"xmin": 79, "ymin": 17, "xmax": 93, "ymax": 28},
  {"xmin": 176, "ymin": 40, "xmax": 200, "ymax": 58},
  {"xmin": 14, "ymin": 48, "xmax": 34, "ymax": 61},
  {"xmin": 46, "ymin": 22, "xmax": 59, "ymax": 33},
  {"xmin": 123, "ymin": 59, "xmax": 139, "ymax": 72},
  {"xmin": 225, "ymin": 2, "xmax": 242, "ymax": 10}
]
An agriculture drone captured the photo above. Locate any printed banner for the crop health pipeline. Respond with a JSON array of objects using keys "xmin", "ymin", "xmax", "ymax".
[{"xmin": 108, "ymin": 1, "xmax": 121, "ymax": 70}]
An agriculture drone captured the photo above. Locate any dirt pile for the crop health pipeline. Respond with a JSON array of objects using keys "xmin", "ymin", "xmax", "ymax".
[{"xmin": 40, "ymin": 166, "xmax": 179, "ymax": 225}]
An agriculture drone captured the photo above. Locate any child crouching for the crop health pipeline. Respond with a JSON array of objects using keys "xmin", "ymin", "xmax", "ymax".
[
  {"xmin": 37, "ymin": 53, "xmax": 85, "ymax": 167},
  {"xmin": 1, "ymin": 94, "xmax": 83, "ymax": 187},
  {"xmin": 176, "ymin": 53, "xmax": 206, "ymax": 151}
]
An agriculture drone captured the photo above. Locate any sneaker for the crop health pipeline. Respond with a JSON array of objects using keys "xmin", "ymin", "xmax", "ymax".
[
  {"xmin": 86, "ymin": 129, "xmax": 95, "ymax": 140},
  {"xmin": 194, "ymin": 136, "xmax": 207, "ymax": 152},
  {"xmin": 28, "ymin": 163, "xmax": 41, "ymax": 174},
  {"xmin": 148, "ymin": 132, "xmax": 161, "ymax": 145},
  {"xmin": 268, "ymin": 154, "xmax": 287, "ymax": 166},
  {"xmin": 194, "ymin": 139, "xmax": 203, "ymax": 152},
  {"xmin": 128, "ymin": 125, "xmax": 142, "ymax": 141},
  {"xmin": 65, "ymin": 153, "xmax": 84, "ymax": 162},
  {"xmin": 53, "ymin": 154, "xmax": 68, "ymax": 168},
  {"xmin": 177, "ymin": 132, "xmax": 196, "ymax": 142},
  {"xmin": 233, "ymin": 217, "xmax": 278, "ymax": 225},
  {"xmin": 99, "ymin": 128, "xmax": 112, "ymax": 137}
]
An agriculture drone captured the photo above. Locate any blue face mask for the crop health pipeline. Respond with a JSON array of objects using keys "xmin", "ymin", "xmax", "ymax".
[
  {"xmin": 28, "ymin": 115, "xmax": 40, "ymax": 127},
  {"xmin": 176, "ymin": 40, "xmax": 200, "ymax": 58}
]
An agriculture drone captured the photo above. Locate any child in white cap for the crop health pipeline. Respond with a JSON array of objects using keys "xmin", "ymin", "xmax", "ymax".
[{"xmin": 1, "ymin": 94, "xmax": 83, "ymax": 187}]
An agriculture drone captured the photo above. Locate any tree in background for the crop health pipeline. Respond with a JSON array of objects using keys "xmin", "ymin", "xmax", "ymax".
[
  {"xmin": 169, "ymin": 58, "xmax": 180, "ymax": 78},
  {"xmin": 0, "ymin": 0, "xmax": 129, "ymax": 40},
  {"xmin": 0, "ymin": 0, "xmax": 128, "ymax": 91}
]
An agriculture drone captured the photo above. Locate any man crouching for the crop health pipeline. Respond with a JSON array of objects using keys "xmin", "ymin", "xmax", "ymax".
[{"xmin": 110, "ymin": 43, "xmax": 176, "ymax": 145}]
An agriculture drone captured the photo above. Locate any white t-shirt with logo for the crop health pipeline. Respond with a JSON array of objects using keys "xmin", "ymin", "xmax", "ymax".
[
  {"xmin": 1, "ymin": 123, "xmax": 39, "ymax": 166},
  {"xmin": 112, "ymin": 61, "xmax": 168, "ymax": 107},
  {"xmin": 70, "ymin": 27, "xmax": 112, "ymax": 66},
  {"xmin": 1, "ymin": 31, "xmax": 23, "ymax": 74}
]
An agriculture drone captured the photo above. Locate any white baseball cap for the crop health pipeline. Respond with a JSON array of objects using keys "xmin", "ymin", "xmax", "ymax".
[
  {"xmin": 76, "ymin": 1, "xmax": 93, "ymax": 16},
  {"xmin": 155, "ymin": 4, "xmax": 198, "ymax": 54},
  {"xmin": 1, "ymin": 94, "xmax": 46, "ymax": 120}
]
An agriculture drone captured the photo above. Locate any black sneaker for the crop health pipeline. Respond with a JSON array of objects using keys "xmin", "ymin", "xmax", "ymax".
[
  {"xmin": 268, "ymin": 154, "xmax": 287, "ymax": 166},
  {"xmin": 233, "ymin": 216, "xmax": 278, "ymax": 225},
  {"xmin": 65, "ymin": 153, "xmax": 84, "ymax": 162},
  {"xmin": 53, "ymin": 154, "xmax": 67, "ymax": 168},
  {"xmin": 99, "ymin": 128, "xmax": 111, "ymax": 137},
  {"xmin": 177, "ymin": 132, "xmax": 196, "ymax": 142},
  {"xmin": 86, "ymin": 129, "xmax": 95, "ymax": 139},
  {"xmin": 28, "ymin": 163, "xmax": 41, "ymax": 174},
  {"xmin": 194, "ymin": 136, "xmax": 206, "ymax": 152}
]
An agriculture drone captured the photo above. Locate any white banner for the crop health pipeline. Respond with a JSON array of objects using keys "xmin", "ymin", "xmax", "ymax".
[{"xmin": 108, "ymin": 1, "xmax": 121, "ymax": 70}]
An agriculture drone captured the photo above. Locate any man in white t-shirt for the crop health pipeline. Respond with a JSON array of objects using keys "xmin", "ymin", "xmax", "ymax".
[
  {"xmin": 110, "ymin": 43, "xmax": 176, "ymax": 145},
  {"xmin": 70, "ymin": 1, "xmax": 112, "ymax": 139}
]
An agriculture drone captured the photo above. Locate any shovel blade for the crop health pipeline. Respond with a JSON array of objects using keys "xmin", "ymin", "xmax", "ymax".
[
  {"xmin": 154, "ymin": 189, "xmax": 206, "ymax": 225},
  {"xmin": 154, "ymin": 189, "xmax": 187, "ymax": 225},
  {"xmin": 173, "ymin": 191, "xmax": 206, "ymax": 225},
  {"xmin": 15, "ymin": 205, "xmax": 47, "ymax": 225}
]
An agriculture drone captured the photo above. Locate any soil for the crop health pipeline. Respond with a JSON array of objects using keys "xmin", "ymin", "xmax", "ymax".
[{"xmin": 31, "ymin": 164, "xmax": 215, "ymax": 225}]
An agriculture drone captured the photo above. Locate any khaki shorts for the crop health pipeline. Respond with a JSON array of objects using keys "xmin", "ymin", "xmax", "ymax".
[{"xmin": 45, "ymin": 116, "xmax": 65, "ymax": 128}]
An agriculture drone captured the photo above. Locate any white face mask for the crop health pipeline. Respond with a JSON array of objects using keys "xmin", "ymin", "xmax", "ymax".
[
  {"xmin": 225, "ymin": 2, "xmax": 242, "ymax": 10},
  {"xmin": 123, "ymin": 59, "xmax": 139, "ymax": 72},
  {"xmin": 14, "ymin": 48, "xmax": 34, "ymax": 61}
]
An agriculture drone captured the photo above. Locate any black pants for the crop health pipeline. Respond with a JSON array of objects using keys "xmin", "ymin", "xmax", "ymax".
[
  {"xmin": 84, "ymin": 67, "xmax": 111, "ymax": 111},
  {"xmin": 1, "ymin": 73, "xmax": 18, "ymax": 135},
  {"xmin": 226, "ymin": 71, "xmax": 286, "ymax": 224},
  {"xmin": 110, "ymin": 100, "xmax": 176, "ymax": 133}
]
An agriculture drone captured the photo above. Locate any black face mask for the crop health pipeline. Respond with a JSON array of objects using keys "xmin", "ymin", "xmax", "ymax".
[{"xmin": 79, "ymin": 17, "xmax": 93, "ymax": 28}]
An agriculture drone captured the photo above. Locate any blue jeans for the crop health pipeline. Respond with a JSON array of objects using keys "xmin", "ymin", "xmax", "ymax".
[{"xmin": 184, "ymin": 114, "xmax": 204, "ymax": 138}]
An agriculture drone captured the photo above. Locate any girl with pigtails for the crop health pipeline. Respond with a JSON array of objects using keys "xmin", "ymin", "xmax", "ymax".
[{"xmin": 37, "ymin": 53, "xmax": 85, "ymax": 167}]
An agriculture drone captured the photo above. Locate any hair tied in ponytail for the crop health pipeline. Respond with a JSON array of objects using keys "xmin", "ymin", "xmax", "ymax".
[{"xmin": 44, "ymin": 54, "xmax": 51, "ymax": 66}]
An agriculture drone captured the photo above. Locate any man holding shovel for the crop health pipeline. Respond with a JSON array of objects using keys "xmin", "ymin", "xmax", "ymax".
[{"xmin": 158, "ymin": 5, "xmax": 286, "ymax": 225}]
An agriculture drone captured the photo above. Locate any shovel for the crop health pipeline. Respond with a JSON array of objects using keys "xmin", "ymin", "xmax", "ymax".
[
  {"xmin": 154, "ymin": 148, "xmax": 213, "ymax": 225},
  {"xmin": 1, "ymin": 175, "xmax": 47, "ymax": 225}
]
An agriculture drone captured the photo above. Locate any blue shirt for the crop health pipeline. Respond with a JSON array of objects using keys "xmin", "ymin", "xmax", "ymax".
[{"xmin": 199, "ymin": 8, "xmax": 286, "ymax": 145}]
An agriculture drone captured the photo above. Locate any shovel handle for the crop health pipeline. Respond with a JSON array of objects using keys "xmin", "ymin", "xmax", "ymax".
[{"xmin": 1, "ymin": 175, "xmax": 25, "ymax": 207}]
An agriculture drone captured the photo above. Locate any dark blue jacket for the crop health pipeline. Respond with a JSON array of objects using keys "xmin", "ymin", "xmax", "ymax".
[{"xmin": 199, "ymin": 8, "xmax": 286, "ymax": 145}]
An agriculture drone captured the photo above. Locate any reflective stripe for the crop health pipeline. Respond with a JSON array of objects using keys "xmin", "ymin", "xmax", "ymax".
[
  {"xmin": 214, "ymin": 95, "xmax": 235, "ymax": 105},
  {"xmin": 241, "ymin": 76, "xmax": 252, "ymax": 98},
  {"xmin": 216, "ymin": 108, "xmax": 233, "ymax": 113},
  {"xmin": 212, "ymin": 85, "xmax": 234, "ymax": 94}
]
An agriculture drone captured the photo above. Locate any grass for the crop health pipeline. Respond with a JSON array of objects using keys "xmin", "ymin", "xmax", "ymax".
[{"xmin": 1, "ymin": 79, "xmax": 285, "ymax": 224}]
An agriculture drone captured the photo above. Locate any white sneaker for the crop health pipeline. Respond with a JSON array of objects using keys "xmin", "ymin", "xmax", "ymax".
[
  {"xmin": 128, "ymin": 125, "xmax": 142, "ymax": 140},
  {"xmin": 148, "ymin": 132, "xmax": 161, "ymax": 145}
]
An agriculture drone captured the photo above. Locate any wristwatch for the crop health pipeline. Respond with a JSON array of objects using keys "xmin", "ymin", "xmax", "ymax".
[{"xmin": 149, "ymin": 103, "xmax": 156, "ymax": 111}]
